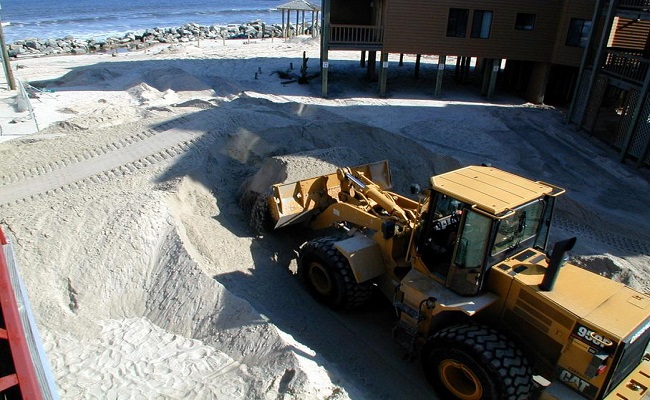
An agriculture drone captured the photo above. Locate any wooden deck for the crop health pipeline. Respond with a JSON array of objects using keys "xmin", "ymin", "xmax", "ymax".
[
  {"xmin": 602, "ymin": 48, "xmax": 650, "ymax": 85},
  {"xmin": 329, "ymin": 24, "xmax": 384, "ymax": 50}
]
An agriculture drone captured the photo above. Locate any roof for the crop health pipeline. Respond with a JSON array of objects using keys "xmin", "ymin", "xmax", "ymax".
[
  {"xmin": 276, "ymin": 0, "xmax": 321, "ymax": 11},
  {"xmin": 430, "ymin": 166, "xmax": 561, "ymax": 216}
]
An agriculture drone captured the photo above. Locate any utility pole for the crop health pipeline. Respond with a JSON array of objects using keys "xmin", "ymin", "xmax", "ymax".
[{"xmin": 0, "ymin": 1, "xmax": 16, "ymax": 90}]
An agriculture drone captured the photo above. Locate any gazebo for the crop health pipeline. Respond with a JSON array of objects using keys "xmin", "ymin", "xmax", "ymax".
[{"xmin": 277, "ymin": 0, "xmax": 321, "ymax": 38}]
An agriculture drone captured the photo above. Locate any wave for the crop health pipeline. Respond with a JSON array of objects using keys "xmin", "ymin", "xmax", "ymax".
[
  {"xmin": 1, "ymin": 22, "xmax": 10, "ymax": 27},
  {"xmin": 181, "ymin": 7, "xmax": 277, "ymax": 14},
  {"xmin": 6, "ymin": 8, "xmax": 278, "ymax": 28},
  {"xmin": 2, "ymin": 5, "xmax": 285, "ymax": 42},
  {"xmin": 9, "ymin": 16, "xmax": 119, "ymax": 27}
]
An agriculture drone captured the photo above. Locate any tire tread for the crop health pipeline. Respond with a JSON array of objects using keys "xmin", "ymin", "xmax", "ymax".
[
  {"xmin": 424, "ymin": 323, "xmax": 533, "ymax": 400},
  {"xmin": 299, "ymin": 236, "xmax": 373, "ymax": 310}
]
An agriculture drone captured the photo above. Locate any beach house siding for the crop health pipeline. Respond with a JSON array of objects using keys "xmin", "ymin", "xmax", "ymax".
[
  {"xmin": 608, "ymin": 17, "xmax": 650, "ymax": 52},
  {"xmin": 381, "ymin": 0, "xmax": 595, "ymax": 66},
  {"xmin": 551, "ymin": 0, "xmax": 597, "ymax": 66},
  {"xmin": 383, "ymin": 0, "xmax": 563, "ymax": 62}
]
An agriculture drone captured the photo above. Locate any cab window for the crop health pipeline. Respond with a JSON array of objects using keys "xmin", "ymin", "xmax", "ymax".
[
  {"xmin": 491, "ymin": 200, "xmax": 544, "ymax": 256},
  {"xmin": 417, "ymin": 194, "xmax": 464, "ymax": 278},
  {"xmin": 432, "ymin": 194, "xmax": 462, "ymax": 219},
  {"xmin": 454, "ymin": 211, "xmax": 491, "ymax": 269}
]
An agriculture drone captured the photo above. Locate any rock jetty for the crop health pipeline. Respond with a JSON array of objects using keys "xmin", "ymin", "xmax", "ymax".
[{"xmin": 6, "ymin": 20, "xmax": 318, "ymax": 58}]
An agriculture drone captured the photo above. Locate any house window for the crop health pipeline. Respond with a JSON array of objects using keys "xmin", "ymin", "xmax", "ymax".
[
  {"xmin": 566, "ymin": 18, "xmax": 592, "ymax": 47},
  {"xmin": 447, "ymin": 8, "xmax": 469, "ymax": 38},
  {"xmin": 471, "ymin": 10, "xmax": 493, "ymax": 39},
  {"xmin": 515, "ymin": 13, "xmax": 536, "ymax": 31}
]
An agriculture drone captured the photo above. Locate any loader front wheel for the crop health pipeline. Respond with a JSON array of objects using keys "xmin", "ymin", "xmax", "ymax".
[
  {"xmin": 298, "ymin": 236, "xmax": 373, "ymax": 310},
  {"xmin": 422, "ymin": 324, "xmax": 533, "ymax": 400}
]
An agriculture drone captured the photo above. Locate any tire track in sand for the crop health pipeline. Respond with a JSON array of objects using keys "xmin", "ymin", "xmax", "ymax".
[
  {"xmin": 0, "ymin": 116, "xmax": 208, "ymax": 207},
  {"xmin": 554, "ymin": 216, "xmax": 650, "ymax": 256},
  {"xmin": 0, "ymin": 117, "xmax": 190, "ymax": 187}
]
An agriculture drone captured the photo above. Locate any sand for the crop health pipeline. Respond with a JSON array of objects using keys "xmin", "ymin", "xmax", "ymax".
[{"xmin": 0, "ymin": 36, "xmax": 649, "ymax": 399}]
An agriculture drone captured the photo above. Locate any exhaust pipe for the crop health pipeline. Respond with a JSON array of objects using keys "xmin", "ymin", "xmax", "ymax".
[{"xmin": 539, "ymin": 237, "xmax": 577, "ymax": 292}]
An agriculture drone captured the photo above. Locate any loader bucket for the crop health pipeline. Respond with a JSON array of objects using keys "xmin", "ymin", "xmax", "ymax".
[{"xmin": 269, "ymin": 160, "xmax": 392, "ymax": 230}]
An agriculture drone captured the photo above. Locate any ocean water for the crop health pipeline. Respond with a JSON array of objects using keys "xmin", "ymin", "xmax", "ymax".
[{"xmin": 0, "ymin": 0, "xmax": 288, "ymax": 43}]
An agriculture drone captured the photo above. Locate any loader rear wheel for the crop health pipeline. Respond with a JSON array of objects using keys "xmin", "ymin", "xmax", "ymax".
[
  {"xmin": 422, "ymin": 324, "xmax": 532, "ymax": 400},
  {"xmin": 298, "ymin": 236, "xmax": 373, "ymax": 310}
]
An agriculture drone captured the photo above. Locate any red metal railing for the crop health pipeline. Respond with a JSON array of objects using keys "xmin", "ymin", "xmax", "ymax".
[{"xmin": 0, "ymin": 227, "xmax": 44, "ymax": 400}]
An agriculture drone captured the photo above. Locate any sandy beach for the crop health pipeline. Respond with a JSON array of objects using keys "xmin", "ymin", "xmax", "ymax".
[{"xmin": 1, "ymin": 36, "xmax": 649, "ymax": 399}]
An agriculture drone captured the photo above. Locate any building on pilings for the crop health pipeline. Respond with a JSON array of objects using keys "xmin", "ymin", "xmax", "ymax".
[
  {"xmin": 319, "ymin": 0, "xmax": 595, "ymax": 105},
  {"xmin": 569, "ymin": 0, "xmax": 650, "ymax": 167}
]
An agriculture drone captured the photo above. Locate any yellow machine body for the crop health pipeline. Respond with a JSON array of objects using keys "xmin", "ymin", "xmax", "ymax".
[
  {"xmin": 265, "ymin": 162, "xmax": 650, "ymax": 400},
  {"xmin": 400, "ymin": 245, "xmax": 650, "ymax": 399}
]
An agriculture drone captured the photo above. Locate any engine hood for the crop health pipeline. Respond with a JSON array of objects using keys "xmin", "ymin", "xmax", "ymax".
[{"xmin": 497, "ymin": 248, "xmax": 650, "ymax": 341}]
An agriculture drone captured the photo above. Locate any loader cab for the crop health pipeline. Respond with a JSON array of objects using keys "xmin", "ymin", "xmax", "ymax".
[
  {"xmin": 416, "ymin": 166, "xmax": 563, "ymax": 296},
  {"xmin": 417, "ymin": 193, "xmax": 464, "ymax": 279},
  {"xmin": 417, "ymin": 192, "xmax": 493, "ymax": 294}
]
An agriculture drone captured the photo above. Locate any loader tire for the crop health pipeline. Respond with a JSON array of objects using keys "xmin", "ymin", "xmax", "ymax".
[
  {"xmin": 421, "ymin": 323, "xmax": 532, "ymax": 400},
  {"xmin": 298, "ymin": 236, "xmax": 373, "ymax": 310}
]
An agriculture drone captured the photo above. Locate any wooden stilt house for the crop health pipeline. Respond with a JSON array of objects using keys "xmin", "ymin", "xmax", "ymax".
[{"xmin": 319, "ymin": 0, "xmax": 595, "ymax": 103}]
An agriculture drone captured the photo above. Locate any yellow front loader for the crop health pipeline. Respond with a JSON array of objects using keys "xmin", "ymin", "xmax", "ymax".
[{"xmin": 254, "ymin": 160, "xmax": 650, "ymax": 400}]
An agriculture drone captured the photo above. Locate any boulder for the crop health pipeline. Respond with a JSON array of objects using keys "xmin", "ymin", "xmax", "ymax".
[
  {"xmin": 4, "ymin": 18, "xmax": 286, "ymax": 57},
  {"xmin": 7, "ymin": 45, "xmax": 26, "ymax": 57},
  {"xmin": 24, "ymin": 39, "xmax": 40, "ymax": 50}
]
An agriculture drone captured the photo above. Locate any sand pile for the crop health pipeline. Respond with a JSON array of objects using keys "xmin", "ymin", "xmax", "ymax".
[{"xmin": 0, "ymin": 38, "xmax": 648, "ymax": 399}]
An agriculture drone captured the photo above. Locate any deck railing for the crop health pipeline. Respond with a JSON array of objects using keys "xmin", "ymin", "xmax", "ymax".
[
  {"xmin": 602, "ymin": 48, "xmax": 650, "ymax": 84},
  {"xmin": 329, "ymin": 24, "xmax": 383, "ymax": 47},
  {"xmin": 617, "ymin": 0, "xmax": 650, "ymax": 10}
]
